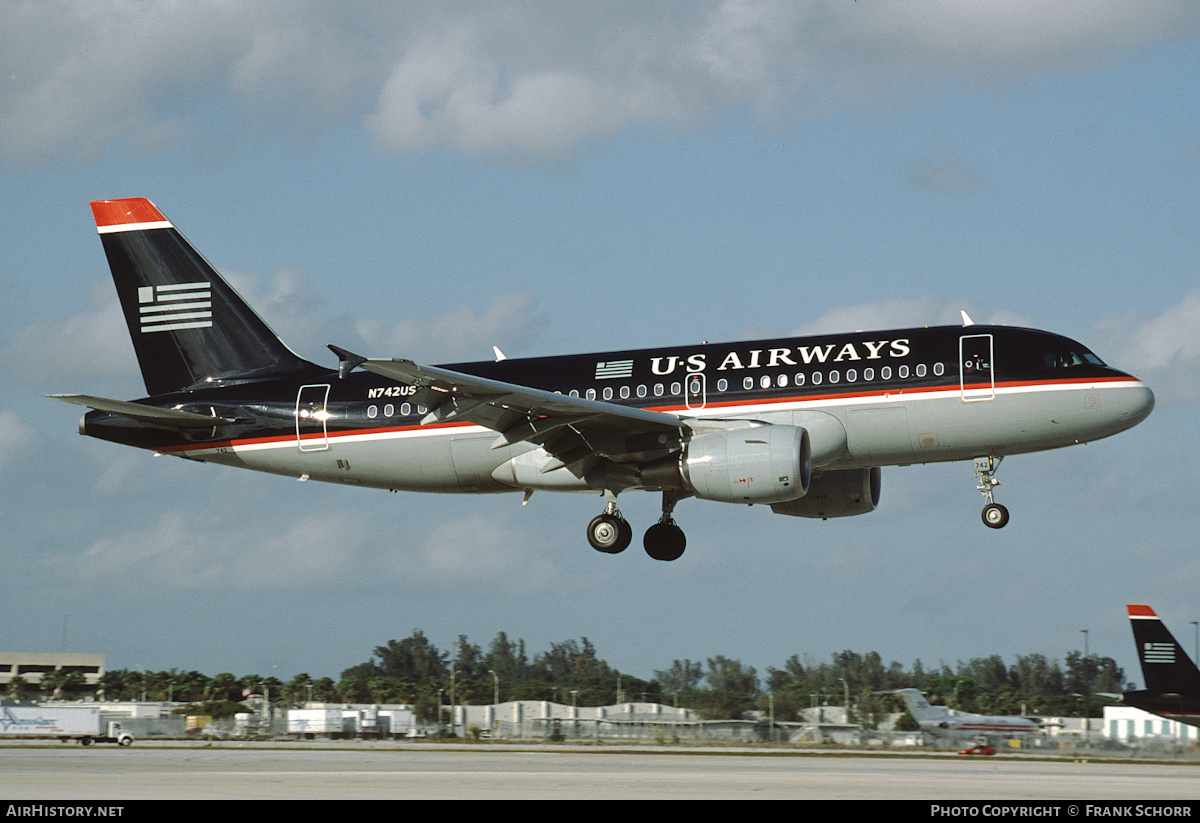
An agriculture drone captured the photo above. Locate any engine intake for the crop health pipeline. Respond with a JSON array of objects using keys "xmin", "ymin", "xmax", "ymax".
[
  {"xmin": 668, "ymin": 424, "xmax": 811, "ymax": 504},
  {"xmin": 770, "ymin": 467, "xmax": 881, "ymax": 519}
]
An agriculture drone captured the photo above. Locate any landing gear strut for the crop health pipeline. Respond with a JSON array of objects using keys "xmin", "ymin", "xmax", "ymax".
[
  {"xmin": 643, "ymin": 491, "xmax": 687, "ymax": 562},
  {"xmin": 587, "ymin": 494, "xmax": 632, "ymax": 553},
  {"xmin": 587, "ymin": 490, "xmax": 689, "ymax": 560},
  {"xmin": 973, "ymin": 455, "xmax": 1009, "ymax": 529}
]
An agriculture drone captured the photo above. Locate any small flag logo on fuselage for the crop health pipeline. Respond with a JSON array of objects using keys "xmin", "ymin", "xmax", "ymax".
[
  {"xmin": 595, "ymin": 360, "xmax": 634, "ymax": 380},
  {"xmin": 138, "ymin": 282, "xmax": 212, "ymax": 333}
]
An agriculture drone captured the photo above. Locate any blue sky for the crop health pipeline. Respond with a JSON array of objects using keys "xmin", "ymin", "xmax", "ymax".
[{"xmin": 2, "ymin": 2, "xmax": 1199, "ymax": 689}]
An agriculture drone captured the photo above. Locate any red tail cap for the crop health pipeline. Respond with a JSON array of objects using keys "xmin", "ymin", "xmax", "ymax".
[
  {"xmin": 90, "ymin": 198, "xmax": 168, "ymax": 229},
  {"xmin": 1127, "ymin": 604, "xmax": 1157, "ymax": 617}
]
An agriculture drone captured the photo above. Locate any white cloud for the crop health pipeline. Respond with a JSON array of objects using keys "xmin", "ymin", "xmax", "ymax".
[
  {"xmin": 0, "ymin": 410, "xmax": 40, "ymax": 469},
  {"xmin": 0, "ymin": 281, "xmax": 137, "ymax": 390},
  {"xmin": 77, "ymin": 507, "xmax": 368, "ymax": 590},
  {"xmin": 4, "ymin": 1, "xmax": 1198, "ymax": 166},
  {"xmin": 1089, "ymin": 287, "xmax": 1200, "ymax": 403},
  {"xmin": 788, "ymin": 295, "xmax": 1033, "ymax": 336},
  {"xmin": 404, "ymin": 514, "xmax": 560, "ymax": 591},
  {"xmin": 905, "ymin": 140, "xmax": 985, "ymax": 194}
]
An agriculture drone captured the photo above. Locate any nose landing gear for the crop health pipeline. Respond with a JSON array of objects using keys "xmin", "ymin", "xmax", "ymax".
[{"xmin": 973, "ymin": 455, "xmax": 1009, "ymax": 529}]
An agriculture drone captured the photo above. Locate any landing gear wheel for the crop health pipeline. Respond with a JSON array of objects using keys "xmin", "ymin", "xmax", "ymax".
[
  {"xmin": 644, "ymin": 521, "xmax": 686, "ymax": 561},
  {"xmin": 588, "ymin": 513, "xmax": 632, "ymax": 553},
  {"xmin": 981, "ymin": 503, "xmax": 1009, "ymax": 529}
]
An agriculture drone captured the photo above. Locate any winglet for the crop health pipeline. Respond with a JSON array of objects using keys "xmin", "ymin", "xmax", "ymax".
[{"xmin": 90, "ymin": 198, "xmax": 173, "ymax": 234}]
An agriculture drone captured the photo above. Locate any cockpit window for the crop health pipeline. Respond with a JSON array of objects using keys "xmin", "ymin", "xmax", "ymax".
[{"xmin": 1044, "ymin": 348, "xmax": 1105, "ymax": 369}]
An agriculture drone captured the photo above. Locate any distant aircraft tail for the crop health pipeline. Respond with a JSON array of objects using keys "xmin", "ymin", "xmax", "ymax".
[
  {"xmin": 1127, "ymin": 605, "xmax": 1200, "ymax": 694},
  {"xmin": 892, "ymin": 688, "xmax": 945, "ymax": 722},
  {"xmin": 90, "ymin": 198, "xmax": 324, "ymax": 396}
]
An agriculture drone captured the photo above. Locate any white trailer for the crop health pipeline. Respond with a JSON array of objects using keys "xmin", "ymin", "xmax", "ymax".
[
  {"xmin": 287, "ymin": 708, "xmax": 347, "ymax": 737},
  {"xmin": 0, "ymin": 705, "xmax": 135, "ymax": 746}
]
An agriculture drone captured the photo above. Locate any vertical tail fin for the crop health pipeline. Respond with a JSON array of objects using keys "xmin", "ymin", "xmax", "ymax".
[
  {"xmin": 90, "ymin": 198, "xmax": 323, "ymax": 396},
  {"xmin": 893, "ymin": 688, "xmax": 944, "ymax": 722},
  {"xmin": 1127, "ymin": 605, "xmax": 1200, "ymax": 694}
]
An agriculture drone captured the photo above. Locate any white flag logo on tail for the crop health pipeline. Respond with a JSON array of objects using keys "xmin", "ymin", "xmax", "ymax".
[
  {"xmin": 138, "ymin": 282, "xmax": 212, "ymax": 333},
  {"xmin": 1144, "ymin": 642, "xmax": 1176, "ymax": 664}
]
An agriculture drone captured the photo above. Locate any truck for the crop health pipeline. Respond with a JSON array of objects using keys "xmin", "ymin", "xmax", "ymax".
[{"xmin": 0, "ymin": 705, "xmax": 135, "ymax": 746}]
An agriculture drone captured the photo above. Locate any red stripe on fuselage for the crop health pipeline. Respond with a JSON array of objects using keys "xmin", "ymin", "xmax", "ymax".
[{"xmin": 152, "ymin": 375, "xmax": 1138, "ymax": 456}]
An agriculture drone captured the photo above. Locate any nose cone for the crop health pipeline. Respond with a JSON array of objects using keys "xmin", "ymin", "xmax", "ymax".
[{"xmin": 1124, "ymin": 381, "xmax": 1155, "ymax": 428}]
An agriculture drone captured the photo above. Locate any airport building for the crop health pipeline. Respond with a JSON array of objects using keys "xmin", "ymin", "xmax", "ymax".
[
  {"xmin": 0, "ymin": 653, "xmax": 105, "ymax": 690},
  {"xmin": 1104, "ymin": 705, "xmax": 1198, "ymax": 743}
]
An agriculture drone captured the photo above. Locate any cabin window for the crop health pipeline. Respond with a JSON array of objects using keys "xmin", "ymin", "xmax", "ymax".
[
  {"xmin": 794, "ymin": 374, "xmax": 805, "ymax": 386},
  {"xmin": 829, "ymin": 370, "xmax": 840, "ymax": 384},
  {"xmin": 670, "ymin": 382, "xmax": 682, "ymax": 395},
  {"xmin": 603, "ymin": 387, "xmax": 614, "ymax": 400},
  {"xmin": 743, "ymin": 377, "xmax": 754, "ymax": 390},
  {"xmin": 863, "ymin": 368, "xmax": 874, "ymax": 381},
  {"xmin": 620, "ymin": 386, "xmax": 630, "ymax": 399},
  {"xmin": 846, "ymin": 368, "xmax": 857, "ymax": 382},
  {"xmin": 899, "ymin": 365, "xmax": 909, "ymax": 379},
  {"xmin": 367, "ymin": 405, "xmax": 378, "ymax": 419},
  {"xmin": 811, "ymin": 372, "xmax": 823, "ymax": 385},
  {"xmin": 653, "ymin": 383, "xmax": 664, "ymax": 397},
  {"xmin": 881, "ymin": 366, "xmax": 892, "ymax": 380},
  {"xmin": 717, "ymin": 378, "xmax": 728, "ymax": 392},
  {"xmin": 586, "ymin": 388, "xmax": 596, "ymax": 400},
  {"xmin": 916, "ymin": 364, "xmax": 927, "ymax": 378},
  {"xmin": 934, "ymin": 363, "xmax": 944, "ymax": 376},
  {"xmin": 637, "ymin": 385, "xmax": 647, "ymax": 398}
]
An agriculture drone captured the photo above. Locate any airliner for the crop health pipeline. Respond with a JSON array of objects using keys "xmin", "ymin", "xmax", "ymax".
[
  {"xmin": 52, "ymin": 198, "xmax": 1154, "ymax": 561},
  {"xmin": 891, "ymin": 688, "xmax": 1041, "ymax": 741},
  {"xmin": 1120, "ymin": 605, "xmax": 1200, "ymax": 728}
]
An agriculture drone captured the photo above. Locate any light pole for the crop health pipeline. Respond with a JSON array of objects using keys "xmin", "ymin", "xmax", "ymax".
[{"xmin": 1080, "ymin": 629, "xmax": 1090, "ymax": 747}]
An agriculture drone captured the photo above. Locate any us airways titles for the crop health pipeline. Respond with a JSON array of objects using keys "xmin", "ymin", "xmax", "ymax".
[{"xmin": 646, "ymin": 338, "xmax": 913, "ymax": 376}]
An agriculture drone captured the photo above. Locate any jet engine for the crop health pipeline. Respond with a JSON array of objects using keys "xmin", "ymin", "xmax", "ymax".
[
  {"xmin": 644, "ymin": 424, "xmax": 811, "ymax": 504},
  {"xmin": 769, "ymin": 467, "xmax": 881, "ymax": 519}
]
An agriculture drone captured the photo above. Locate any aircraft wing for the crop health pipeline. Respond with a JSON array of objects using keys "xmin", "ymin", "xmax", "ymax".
[{"xmin": 332, "ymin": 347, "xmax": 689, "ymax": 477}]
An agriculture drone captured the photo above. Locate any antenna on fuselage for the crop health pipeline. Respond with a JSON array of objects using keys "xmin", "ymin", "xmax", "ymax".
[{"xmin": 960, "ymin": 310, "xmax": 975, "ymax": 327}]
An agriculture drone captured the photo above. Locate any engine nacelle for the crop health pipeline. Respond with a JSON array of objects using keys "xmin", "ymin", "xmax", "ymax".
[
  {"xmin": 769, "ymin": 467, "xmax": 881, "ymax": 519},
  {"xmin": 677, "ymin": 425, "xmax": 811, "ymax": 504}
]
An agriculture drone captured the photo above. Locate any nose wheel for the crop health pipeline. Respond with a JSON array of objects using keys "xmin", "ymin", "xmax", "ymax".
[{"xmin": 973, "ymin": 456, "xmax": 1009, "ymax": 529}]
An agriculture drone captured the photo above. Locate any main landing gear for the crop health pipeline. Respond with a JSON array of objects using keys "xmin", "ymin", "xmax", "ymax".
[
  {"xmin": 587, "ymin": 491, "xmax": 688, "ymax": 561},
  {"xmin": 973, "ymin": 455, "xmax": 1009, "ymax": 529}
]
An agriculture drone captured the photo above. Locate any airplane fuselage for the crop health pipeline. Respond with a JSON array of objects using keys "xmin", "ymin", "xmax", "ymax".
[{"xmin": 80, "ymin": 323, "xmax": 1153, "ymax": 496}]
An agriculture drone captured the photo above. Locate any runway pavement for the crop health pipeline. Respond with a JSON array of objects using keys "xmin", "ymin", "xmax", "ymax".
[{"xmin": 1, "ymin": 742, "xmax": 1197, "ymax": 800}]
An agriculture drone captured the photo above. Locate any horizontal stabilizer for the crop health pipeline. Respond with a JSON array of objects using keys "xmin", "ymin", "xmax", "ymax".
[{"xmin": 47, "ymin": 394, "xmax": 236, "ymax": 429}]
